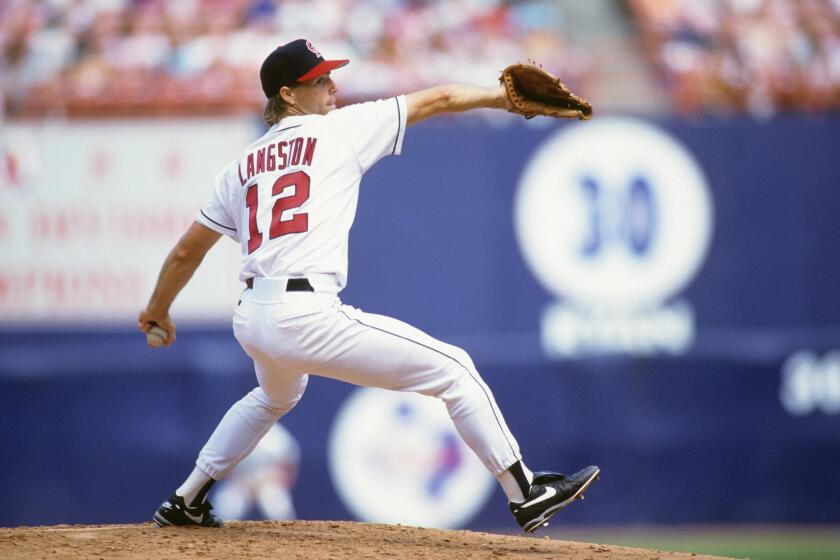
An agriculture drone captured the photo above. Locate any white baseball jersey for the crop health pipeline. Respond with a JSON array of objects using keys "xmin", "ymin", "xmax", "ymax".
[{"xmin": 196, "ymin": 96, "xmax": 408, "ymax": 289}]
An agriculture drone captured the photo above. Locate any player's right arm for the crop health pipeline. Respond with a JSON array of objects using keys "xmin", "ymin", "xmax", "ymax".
[
  {"xmin": 405, "ymin": 84, "xmax": 510, "ymax": 126},
  {"xmin": 138, "ymin": 221, "xmax": 222, "ymax": 346}
]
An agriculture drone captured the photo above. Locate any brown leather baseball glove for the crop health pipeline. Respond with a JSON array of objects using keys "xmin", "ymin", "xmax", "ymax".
[{"xmin": 500, "ymin": 63, "xmax": 592, "ymax": 121}]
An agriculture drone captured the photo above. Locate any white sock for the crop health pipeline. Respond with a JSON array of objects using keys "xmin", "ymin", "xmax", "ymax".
[
  {"xmin": 176, "ymin": 466, "xmax": 213, "ymax": 506},
  {"xmin": 496, "ymin": 462, "xmax": 534, "ymax": 503}
]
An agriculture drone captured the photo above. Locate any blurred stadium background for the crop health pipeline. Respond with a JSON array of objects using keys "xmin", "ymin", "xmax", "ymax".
[{"xmin": 1, "ymin": 1, "xmax": 839, "ymax": 559}]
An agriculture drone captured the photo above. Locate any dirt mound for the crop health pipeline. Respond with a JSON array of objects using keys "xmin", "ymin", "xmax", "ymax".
[{"xmin": 0, "ymin": 520, "xmax": 733, "ymax": 559}]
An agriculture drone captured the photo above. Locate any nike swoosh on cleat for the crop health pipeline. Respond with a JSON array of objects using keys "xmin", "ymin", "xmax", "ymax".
[
  {"xmin": 521, "ymin": 486, "xmax": 557, "ymax": 508},
  {"xmin": 183, "ymin": 509, "xmax": 204, "ymax": 523}
]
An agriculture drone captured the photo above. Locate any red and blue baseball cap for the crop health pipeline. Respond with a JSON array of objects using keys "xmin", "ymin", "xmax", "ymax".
[{"xmin": 260, "ymin": 39, "xmax": 349, "ymax": 98}]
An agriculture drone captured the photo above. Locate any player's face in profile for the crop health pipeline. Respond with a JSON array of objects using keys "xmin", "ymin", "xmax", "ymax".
[{"xmin": 292, "ymin": 73, "xmax": 338, "ymax": 115}]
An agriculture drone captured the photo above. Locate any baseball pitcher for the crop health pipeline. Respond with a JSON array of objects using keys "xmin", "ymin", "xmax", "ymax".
[{"xmin": 138, "ymin": 39, "xmax": 598, "ymax": 533}]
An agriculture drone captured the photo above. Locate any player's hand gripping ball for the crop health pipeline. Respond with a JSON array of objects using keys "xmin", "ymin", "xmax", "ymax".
[{"xmin": 146, "ymin": 325, "xmax": 169, "ymax": 348}]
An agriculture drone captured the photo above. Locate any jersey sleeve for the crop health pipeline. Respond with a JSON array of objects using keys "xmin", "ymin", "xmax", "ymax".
[
  {"xmin": 195, "ymin": 162, "xmax": 239, "ymax": 240},
  {"xmin": 327, "ymin": 95, "xmax": 407, "ymax": 172}
]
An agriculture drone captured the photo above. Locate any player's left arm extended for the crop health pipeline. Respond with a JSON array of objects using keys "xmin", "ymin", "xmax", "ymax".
[
  {"xmin": 405, "ymin": 84, "xmax": 509, "ymax": 126},
  {"xmin": 138, "ymin": 221, "xmax": 222, "ymax": 346}
]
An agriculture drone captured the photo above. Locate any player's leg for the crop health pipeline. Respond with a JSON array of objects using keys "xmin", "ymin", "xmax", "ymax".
[
  {"xmin": 195, "ymin": 370, "xmax": 308, "ymax": 481},
  {"xmin": 274, "ymin": 302, "xmax": 598, "ymax": 531},
  {"xmin": 334, "ymin": 306, "xmax": 538, "ymax": 495},
  {"xmin": 266, "ymin": 304, "xmax": 522, "ymax": 488},
  {"xmin": 155, "ymin": 349, "xmax": 308, "ymax": 527},
  {"xmin": 268, "ymin": 302, "xmax": 520, "ymax": 474}
]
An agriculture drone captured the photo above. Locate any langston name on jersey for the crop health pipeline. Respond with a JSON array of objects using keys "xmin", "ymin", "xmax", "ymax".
[{"xmin": 238, "ymin": 136, "xmax": 317, "ymax": 186}]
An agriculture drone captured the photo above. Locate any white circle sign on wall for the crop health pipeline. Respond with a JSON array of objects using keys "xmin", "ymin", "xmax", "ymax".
[
  {"xmin": 328, "ymin": 387, "xmax": 496, "ymax": 528},
  {"xmin": 514, "ymin": 117, "xmax": 713, "ymax": 310}
]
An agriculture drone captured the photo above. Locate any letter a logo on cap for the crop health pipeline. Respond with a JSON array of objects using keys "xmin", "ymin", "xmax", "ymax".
[{"xmin": 306, "ymin": 41, "xmax": 322, "ymax": 58}]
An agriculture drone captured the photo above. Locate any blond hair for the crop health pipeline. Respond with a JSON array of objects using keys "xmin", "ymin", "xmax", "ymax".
[{"xmin": 263, "ymin": 94, "xmax": 290, "ymax": 125}]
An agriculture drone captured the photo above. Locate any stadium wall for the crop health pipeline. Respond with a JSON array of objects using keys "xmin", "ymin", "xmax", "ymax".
[{"xmin": 1, "ymin": 115, "xmax": 839, "ymax": 528}]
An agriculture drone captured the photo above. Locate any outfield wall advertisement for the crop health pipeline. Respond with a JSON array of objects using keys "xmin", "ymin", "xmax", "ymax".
[{"xmin": 0, "ymin": 119, "xmax": 248, "ymax": 323}]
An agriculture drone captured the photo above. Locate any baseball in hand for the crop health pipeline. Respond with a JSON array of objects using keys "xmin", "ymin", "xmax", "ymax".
[{"xmin": 146, "ymin": 325, "xmax": 169, "ymax": 348}]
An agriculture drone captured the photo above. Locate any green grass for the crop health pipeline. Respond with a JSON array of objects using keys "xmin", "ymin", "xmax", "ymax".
[{"xmin": 545, "ymin": 526, "xmax": 840, "ymax": 560}]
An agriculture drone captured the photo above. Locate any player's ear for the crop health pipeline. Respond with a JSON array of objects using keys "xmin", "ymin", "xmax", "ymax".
[{"xmin": 279, "ymin": 86, "xmax": 296, "ymax": 106}]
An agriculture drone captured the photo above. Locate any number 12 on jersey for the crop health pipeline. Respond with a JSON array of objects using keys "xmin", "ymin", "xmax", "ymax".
[{"xmin": 246, "ymin": 170, "xmax": 311, "ymax": 254}]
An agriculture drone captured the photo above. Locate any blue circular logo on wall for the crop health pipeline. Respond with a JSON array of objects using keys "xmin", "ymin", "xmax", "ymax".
[{"xmin": 328, "ymin": 387, "xmax": 495, "ymax": 528}]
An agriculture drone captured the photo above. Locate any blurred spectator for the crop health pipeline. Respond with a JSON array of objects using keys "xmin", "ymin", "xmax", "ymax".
[
  {"xmin": 630, "ymin": 0, "xmax": 840, "ymax": 116},
  {"xmin": 0, "ymin": 0, "xmax": 586, "ymax": 117}
]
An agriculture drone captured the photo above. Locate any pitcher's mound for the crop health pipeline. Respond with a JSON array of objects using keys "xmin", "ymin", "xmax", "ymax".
[{"xmin": 0, "ymin": 520, "xmax": 734, "ymax": 559}]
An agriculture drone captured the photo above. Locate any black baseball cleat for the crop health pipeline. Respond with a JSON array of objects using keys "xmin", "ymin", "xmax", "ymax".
[
  {"xmin": 153, "ymin": 494, "xmax": 223, "ymax": 528},
  {"xmin": 510, "ymin": 465, "xmax": 600, "ymax": 533}
]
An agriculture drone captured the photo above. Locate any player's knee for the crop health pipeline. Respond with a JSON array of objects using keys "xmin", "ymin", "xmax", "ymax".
[
  {"xmin": 436, "ymin": 358, "xmax": 486, "ymax": 412},
  {"xmin": 248, "ymin": 378, "xmax": 307, "ymax": 416},
  {"xmin": 445, "ymin": 344, "xmax": 477, "ymax": 373}
]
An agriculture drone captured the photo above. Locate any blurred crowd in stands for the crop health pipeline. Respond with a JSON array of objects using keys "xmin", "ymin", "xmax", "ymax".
[
  {"xmin": 0, "ymin": 0, "xmax": 581, "ymax": 117},
  {"xmin": 631, "ymin": 0, "xmax": 840, "ymax": 116},
  {"xmin": 2, "ymin": 0, "xmax": 838, "ymax": 118}
]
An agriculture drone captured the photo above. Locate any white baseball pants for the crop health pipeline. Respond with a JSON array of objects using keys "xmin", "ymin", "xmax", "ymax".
[{"xmin": 195, "ymin": 277, "xmax": 522, "ymax": 480}]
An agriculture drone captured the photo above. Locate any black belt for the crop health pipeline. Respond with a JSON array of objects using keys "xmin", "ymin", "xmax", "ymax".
[{"xmin": 245, "ymin": 277, "xmax": 314, "ymax": 292}]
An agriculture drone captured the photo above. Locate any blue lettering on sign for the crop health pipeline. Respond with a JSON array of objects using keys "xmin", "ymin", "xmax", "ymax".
[
  {"xmin": 579, "ymin": 176, "xmax": 602, "ymax": 257},
  {"xmin": 626, "ymin": 175, "xmax": 656, "ymax": 256},
  {"xmin": 577, "ymin": 175, "xmax": 658, "ymax": 259}
]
